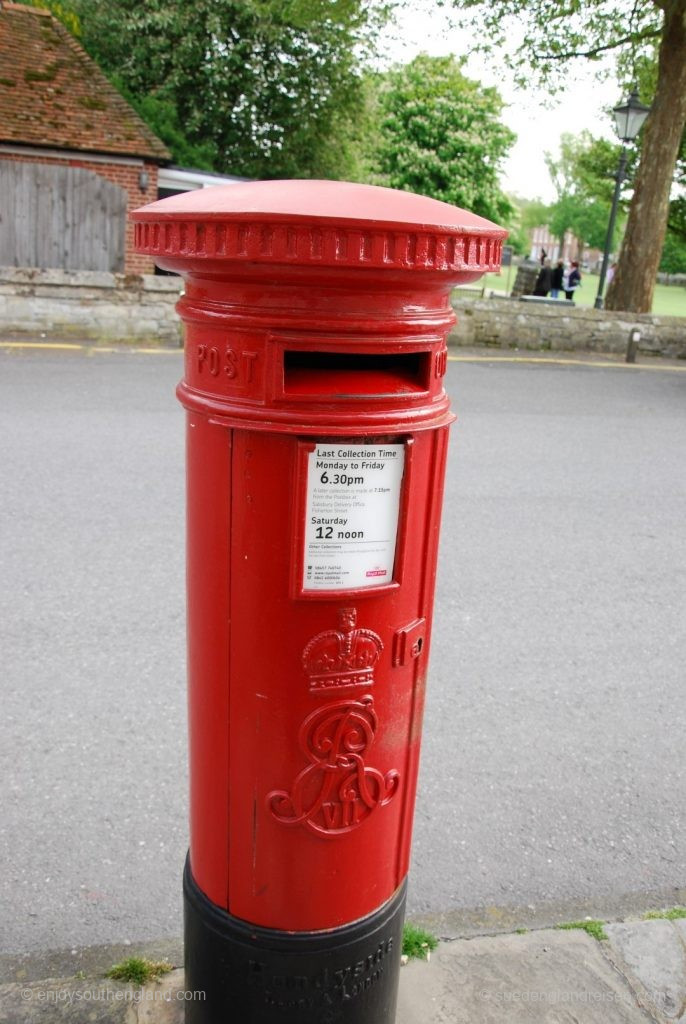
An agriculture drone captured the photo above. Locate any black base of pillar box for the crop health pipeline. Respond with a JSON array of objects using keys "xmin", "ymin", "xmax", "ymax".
[{"xmin": 183, "ymin": 854, "xmax": 407, "ymax": 1024}]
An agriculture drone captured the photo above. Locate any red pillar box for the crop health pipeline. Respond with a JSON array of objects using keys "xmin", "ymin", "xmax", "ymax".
[{"xmin": 133, "ymin": 181, "xmax": 505, "ymax": 1024}]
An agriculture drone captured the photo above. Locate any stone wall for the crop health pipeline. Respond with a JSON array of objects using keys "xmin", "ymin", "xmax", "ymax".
[
  {"xmin": 450, "ymin": 294, "xmax": 686, "ymax": 359},
  {"xmin": 0, "ymin": 267, "xmax": 182, "ymax": 345},
  {"xmin": 657, "ymin": 272, "xmax": 686, "ymax": 286},
  {"xmin": 1, "ymin": 268, "xmax": 683, "ymax": 357}
]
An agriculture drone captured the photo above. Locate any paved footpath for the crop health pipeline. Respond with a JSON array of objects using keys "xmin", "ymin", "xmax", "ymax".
[{"xmin": 2, "ymin": 915, "xmax": 685, "ymax": 1023}]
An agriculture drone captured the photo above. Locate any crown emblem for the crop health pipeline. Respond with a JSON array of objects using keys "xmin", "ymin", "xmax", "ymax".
[{"xmin": 302, "ymin": 607, "xmax": 383, "ymax": 694}]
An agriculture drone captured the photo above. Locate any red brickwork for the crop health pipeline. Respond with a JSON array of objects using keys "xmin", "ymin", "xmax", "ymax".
[{"xmin": 0, "ymin": 150, "xmax": 158, "ymax": 273}]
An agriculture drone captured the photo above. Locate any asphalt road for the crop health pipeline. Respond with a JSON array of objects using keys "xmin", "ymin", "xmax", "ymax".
[{"xmin": 1, "ymin": 346, "xmax": 685, "ymax": 954}]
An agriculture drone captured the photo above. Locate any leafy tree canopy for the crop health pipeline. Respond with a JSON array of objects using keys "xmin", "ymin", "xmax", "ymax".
[
  {"xmin": 22, "ymin": 0, "xmax": 80, "ymax": 35},
  {"xmin": 544, "ymin": 132, "xmax": 618, "ymax": 250},
  {"xmin": 548, "ymin": 194, "xmax": 612, "ymax": 251},
  {"xmin": 517, "ymin": 197, "xmax": 552, "ymax": 232},
  {"xmin": 61, "ymin": 0, "xmax": 392, "ymax": 179},
  {"xmin": 659, "ymin": 230, "xmax": 686, "ymax": 273},
  {"xmin": 448, "ymin": 0, "xmax": 686, "ymax": 312},
  {"xmin": 545, "ymin": 131, "xmax": 637, "ymax": 205},
  {"xmin": 503, "ymin": 197, "xmax": 552, "ymax": 255},
  {"xmin": 668, "ymin": 196, "xmax": 686, "ymax": 241},
  {"xmin": 372, "ymin": 54, "xmax": 516, "ymax": 224},
  {"xmin": 448, "ymin": 0, "xmax": 663, "ymax": 88}
]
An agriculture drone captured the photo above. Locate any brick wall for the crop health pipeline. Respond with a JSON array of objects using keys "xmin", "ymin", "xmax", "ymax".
[{"xmin": 0, "ymin": 151, "xmax": 158, "ymax": 273}]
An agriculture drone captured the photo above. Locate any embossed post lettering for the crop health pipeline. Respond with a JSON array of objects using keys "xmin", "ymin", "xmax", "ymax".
[{"xmin": 195, "ymin": 343, "xmax": 259, "ymax": 384}]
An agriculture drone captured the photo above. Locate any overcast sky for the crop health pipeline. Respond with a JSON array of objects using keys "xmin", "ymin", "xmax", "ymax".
[{"xmin": 384, "ymin": 3, "xmax": 624, "ymax": 203}]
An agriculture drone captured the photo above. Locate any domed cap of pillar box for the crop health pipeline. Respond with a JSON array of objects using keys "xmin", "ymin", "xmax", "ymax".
[{"xmin": 132, "ymin": 179, "xmax": 507, "ymax": 280}]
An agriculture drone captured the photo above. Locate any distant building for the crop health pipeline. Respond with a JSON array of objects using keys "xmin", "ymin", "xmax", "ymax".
[{"xmin": 530, "ymin": 225, "xmax": 602, "ymax": 269}]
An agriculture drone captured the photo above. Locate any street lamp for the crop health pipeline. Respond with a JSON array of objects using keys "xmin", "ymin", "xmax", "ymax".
[{"xmin": 594, "ymin": 90, "xmax": 650, "ymax": 309}]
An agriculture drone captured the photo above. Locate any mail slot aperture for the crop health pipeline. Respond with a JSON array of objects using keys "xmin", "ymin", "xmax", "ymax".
[{"xmin": 283, "ymin": 349, "xmax": 430, "ymax": 397}]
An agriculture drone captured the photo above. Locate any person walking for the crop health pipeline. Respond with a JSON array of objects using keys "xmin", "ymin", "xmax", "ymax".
[
  {"xmin": 534, "ymin": 258, "xmax": 553, "ymax": 296},
  {"xmin": 565, "ymin": 261, "xmax": 581, "ymax": 301},
  {"xmin": 551, "ymin": 259, "xmax": 564, "ymax": 298}
]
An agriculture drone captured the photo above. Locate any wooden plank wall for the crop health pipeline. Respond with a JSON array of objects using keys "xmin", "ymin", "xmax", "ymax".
[{"xmin": 0, "ymin": 161, "xmax": 127, "ymax": 271}]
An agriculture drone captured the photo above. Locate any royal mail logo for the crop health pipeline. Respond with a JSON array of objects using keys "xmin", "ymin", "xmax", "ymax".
[{"xmin": 365, "ymin": 568, "xmax": 387, "ymax": 578}]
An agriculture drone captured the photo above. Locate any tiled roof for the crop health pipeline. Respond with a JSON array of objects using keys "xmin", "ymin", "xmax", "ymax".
[{"xmin": 0, "ymin": 3, "xmax": 170, "ymax": 161}]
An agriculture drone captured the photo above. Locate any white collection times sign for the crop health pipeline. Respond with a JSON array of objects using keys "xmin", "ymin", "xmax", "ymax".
[{"xmin": 303, "ymin": 443, "xmax": 405, "ymax": 591}]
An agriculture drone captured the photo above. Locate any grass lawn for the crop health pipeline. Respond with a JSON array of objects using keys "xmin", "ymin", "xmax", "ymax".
[{"xmin": 474, "ymin": 270, "xmax": 686, "ymax": 318}]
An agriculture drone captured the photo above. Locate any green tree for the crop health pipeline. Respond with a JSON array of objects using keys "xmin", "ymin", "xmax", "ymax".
[
  {"xmin": 22, "ymin": 0, "xmax": 80, "ymax": 35},
  {"xmin": 449, "ymin": 0, "xmax": 686, "ymax": 313},
  {"xmin": 116, "ymin": 87, "xmax": 219, "ymax": 172},
  {"xmin": 659, "ymin": 232, "xmax": 686, "ymax": 273},
  {"xmin": 545, "ymin": 132, "xmax": 617, "ymax": 253},
  {"xmin": 64, "ymin": 0, "xmax": 391, "ymax": 179},
  {"xmin": 548, "ymin": 195, "xmax": 613, "ymax": 252},
  {"xmin": 668, "ymin": 196, "xmax": 686, "ymax": 240},
  {"xmin": 518, "ymin": 198, "xmax": 552, "ymax": 232},
  {"xmin": 574, "ymin": 136, "xmax": 638, "ymax": 206},
  {"xmin": 506, "ymin": 197, "xmax": 552, "ymax": 255},
  {"xmin": 373, "ymin": 54, "xmax": 515, "ymax": 223},
  {"xmin": 546, "ymin": 131, "xmax": 638, "ymax": 207}
]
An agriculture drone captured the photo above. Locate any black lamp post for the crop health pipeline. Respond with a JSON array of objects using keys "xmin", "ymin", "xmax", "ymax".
[{"xmin": 594, "ymin": 90, "xmax": 650, "ymax": 309}]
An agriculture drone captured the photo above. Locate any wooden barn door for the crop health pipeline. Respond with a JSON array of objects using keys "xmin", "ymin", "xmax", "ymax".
[{"xmin": 0, "ymin": 160, "xmax": 127, "ymax": 271}]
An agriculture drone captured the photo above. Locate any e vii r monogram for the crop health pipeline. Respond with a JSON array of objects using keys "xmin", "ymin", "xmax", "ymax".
[{"xmin": 267, "ymin": 696, "xmax": 399, "ymax": 837}]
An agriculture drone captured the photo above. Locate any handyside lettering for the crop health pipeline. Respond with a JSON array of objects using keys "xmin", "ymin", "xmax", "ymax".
[{"xmin": 249, "ymin": 935, "xmax": 395, "ymax": 1008}]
